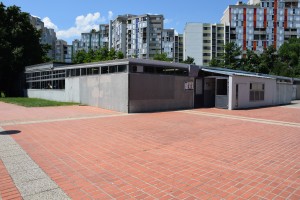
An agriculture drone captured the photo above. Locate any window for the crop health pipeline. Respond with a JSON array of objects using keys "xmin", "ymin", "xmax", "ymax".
[
  {"xmin": 101, "ymin": 66, "xmax": 108, "ymax": 74},
  {"xmin": 117, "ymin": 65, "xmax": 127, "ymax": 72},
  {"xmin": 249, "ymin": 83, "xmax": 265, "ymax": 101},
  {"xmin": 217, "ymin": 79, "xmax": 228, "ymax": 95}
]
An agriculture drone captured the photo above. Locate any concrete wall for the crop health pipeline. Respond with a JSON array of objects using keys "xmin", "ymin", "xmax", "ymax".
[
  {"xmin": 230, "ymin": 75, "xmax": 277, "ymax": 109},
  {"xmin": 27, "ymin": 89, "xmax": 67, "ymax": 102},
  {"xmin": 65, "ymin": 77, "xmax": 80, "ymax": 102},
  {"xmin": 129, "ymin": 74, "xmax": 194, "ymax": 113},
  {"xmin": 79, "ymin": 73, "xmax": 128, "ymax": 113},
  {"xmin": 275, "ymin": 83, "xmax": 293, "ymax": 105}
]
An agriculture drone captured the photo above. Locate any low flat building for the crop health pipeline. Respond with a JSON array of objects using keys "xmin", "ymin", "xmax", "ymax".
[{"xmin": 25, "ymin": 59, "xmax": 297, "ymax": 113}]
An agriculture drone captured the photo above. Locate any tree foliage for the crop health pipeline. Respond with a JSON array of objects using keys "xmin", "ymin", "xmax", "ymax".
[
  {"xmin": 0, "ymin": 2, "xmax": 49, "ymax": 96},
  {"xmin": 72, "ymin": 47, "xmax": 124, "ymax": 64},
  {"xmin": 223, "ymin": 42, "xmax": 242, "ymax": 69},
  {"xmin": 153, "ymin": 52, "xmax": 172, "ymax": 62},
  {"xmin": 209, "ymin": 40, "xmax": 300, "ymax": 78},
  {"xmin": 182, "ymin": 56, "xmax": 195, "ymax": 64}
]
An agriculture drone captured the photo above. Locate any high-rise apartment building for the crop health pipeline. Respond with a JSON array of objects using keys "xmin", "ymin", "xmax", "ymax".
[
  {"xmin": 71, "ymin": 24, "xmax": 110, "ymax": 56},
  {"xmin": 99, "ymin": 24, "xmax": 110, "ymax": 48},
  {"xmin": 72, "ymin": 39, "xmax": 80, "ymax": 55},
  {"xmin": 110, "ymin": 14, "xmax": 164, "ymax": 59},
  {"xmin": 55, "ymin": 40, "xmax": 67, "ymax": 62},
  {"xmin": 162, "ymin": 29, "xmax": 175, "ymax": 59},
  {"xmin": 174, "ymin": 33, "xmax": 184, "ymax": 63},
  {"xmin": 29, "ymin": 16, "xmax": 57, "ymax": 60},
  {"xmin": 183, "ymin": 23, "xmax": 229, "ymax": 66},
  {"xmin": 221, "ymin": 0, "xmax": 300, "ymax": 53},
  {"xmin": 65, "ymin": 45, "xmax": 72, "ymax": 63},
  {"xmin": 109, "ymin": 15, "xmax": 129, "ymax": 56}
]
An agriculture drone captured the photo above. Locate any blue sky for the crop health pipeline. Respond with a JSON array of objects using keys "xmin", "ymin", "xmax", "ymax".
[{"xmin": 2, "ymin": 0, "xmax": 239, "ymax": 43}]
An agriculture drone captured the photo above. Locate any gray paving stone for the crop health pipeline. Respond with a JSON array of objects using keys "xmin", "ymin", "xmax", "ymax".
[
  {"xmin": 11, "ymin": 168, "xmax": 48, "ymax": 184},
  {"xmin": 0, "ymin": 148, "xmax": 25, "ymax": 158},
  {"xmin": 23, "ymin": 188, "xmax": 70, "ymax": 200},
  {"xmin": 17, "ymin": 178, "xmax": 58, "ymax": 197},
  {"xmin": 5, "ymin": 160, "xmax": 39, "ymax": 174},
  {"xmin": 1, "ymin": 154, "xmax": 32, "ymax": 164},
  {"xmin": 0, "ymin": 143, "xmax": 19, "ymax": 151}
]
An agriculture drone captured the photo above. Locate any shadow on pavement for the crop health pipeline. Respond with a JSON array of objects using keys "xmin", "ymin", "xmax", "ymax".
[{"xmin": 0, "ymin": 130, "xmax": 21, "ymax": 135}]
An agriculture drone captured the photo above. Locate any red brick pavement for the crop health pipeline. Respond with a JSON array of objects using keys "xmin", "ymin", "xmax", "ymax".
[
  {"xmin": 0, "ymin": 102, "xmax": 118, "ymax": 124},
  {"xmin": 2, "ymin": 106, "xmax": 300, "ymax": 199},
  {"xmin": 196, "ymin": 106, "xmax": 300, "ymax": 124},
  {"xmin": 0, "ymin": 160, "xmax": 22, "ymax": 200}
]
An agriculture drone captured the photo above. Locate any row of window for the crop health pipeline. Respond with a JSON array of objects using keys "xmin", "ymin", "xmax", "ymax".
[
  {"xmin": 26, "ymin": 65, "xmax": 128, "ymax": 82},
  {"xmin": 130, "ymin": 65, "xmax": 188, "ymax": 76},
  {"xmin": 66, "ymin": 65, "xmax": 127, "ymax": 77},
  {"xmin": 27, "ymin": 80, "xmax": 65, "ymax": 89}
]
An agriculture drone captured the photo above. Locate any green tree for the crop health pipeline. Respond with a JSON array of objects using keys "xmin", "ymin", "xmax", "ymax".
[
  {"xmin": 240, "ymin": 49, "xmax": 261, "ymax": 72},
  {"xmin": 259, "ymin": 46, "xmax": 278, "ymax": 74},
  {"xmin": 209, "ymin": 57, "xmax": 222, "ymax": 67},
  {"xmin": 0, "ymin": 3, "xmax": 48, "ymax": 96},
  {"xmin": 182, "ymin": 56, "xmax": 195, "ymax": 64},
  {"xmin": 72, "ymin": 50, "xmax": 87, "ymax": 64},
  {"xmin": 277, "ymin": 38, "xmax": 300, "ymax": 77},
  {"xmin": 73, "ymin": 47, "xmax": 125, "ymax": 64},
  {"xmin": 223, "ymin": 42, "xmax": 242, "ymax": 69},
  {"xmin": 117, "ymin": 51, "xmax": 124, "ymax": 59},
  {"xmin": 153, "ymin": 52, "xmax": 172, "ymax": 61}
]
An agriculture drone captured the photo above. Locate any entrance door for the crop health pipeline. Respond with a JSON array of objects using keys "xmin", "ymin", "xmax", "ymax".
[
  {"xmin": 203, "ymin": 78, "xmax": 215, "ymax": 107},
  {"xmin": 194, "ymin": 78, "xmax": 203, "ymax": 108},
  {"xmin": 235, "ymin": 83, "xmax": 247, "ymax": 109},
  {"xmin": 215, "ymin": 78, "xmax": 228, "ymax": 109}
]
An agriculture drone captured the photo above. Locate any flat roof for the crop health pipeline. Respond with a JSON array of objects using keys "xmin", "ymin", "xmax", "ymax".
[
  {"xmin": 201, "ymin": 66, "xmax": 293, "ymax": 81},
  {"xmin": 25, "ymin": 58, "xmax": 190, "ymax": 72},
  {"xmin": 25, "ymin": 59, "xmax": 297, "ymax": 82}
]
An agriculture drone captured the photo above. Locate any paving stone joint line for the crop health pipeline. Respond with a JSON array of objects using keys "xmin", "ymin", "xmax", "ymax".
[
  {"xmin": 0, "ymin": 113, "xmax": 131, "ymax": 126},
  {"xmin": 180, "ymin": 110, "xmax": 300, "ymax": 128},
  {"xmin": 0, "ymin": 127, "xmax": 70, "ymax": 200}
]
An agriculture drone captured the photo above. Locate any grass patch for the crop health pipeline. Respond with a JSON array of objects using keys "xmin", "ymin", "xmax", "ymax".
[{"xmin": 0, "ymin": 98, "xmax": 79, "ymax": 107}]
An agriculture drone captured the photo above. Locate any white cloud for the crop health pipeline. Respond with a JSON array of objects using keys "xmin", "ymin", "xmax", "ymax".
[
  {"xmin": 57, "ymin": 12, "xmax": 105, "ymax": 39},
  {"xmin": 42, "ymin": 17, "xmax": 58, "ymax": 31},
  {"xmin": 41, "ymin": 12, "xmax": 115, "ymax": 42},
  {"xmin": 164, "ymin": 19, "xmax": 173, "ymax": 24},
  {"xmin": 108, "ymin": 11, "xmax": 113, "ymax": 20}
]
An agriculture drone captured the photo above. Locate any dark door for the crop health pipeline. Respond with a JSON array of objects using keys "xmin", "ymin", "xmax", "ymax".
[
  {"xmin": 194, "ymin": 78, "xmax": 204, "ymax": 108},
  {"xmin": 204, "ymin": 78, "xmax": 215, "ymax": 107}
]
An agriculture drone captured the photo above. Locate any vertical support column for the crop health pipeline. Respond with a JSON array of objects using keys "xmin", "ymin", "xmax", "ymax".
[
  {"xmin": 264, "ymin": 8, "xmax": 267, "ymax": 28},
  {"xmin": 243, "ymin": 8, "xmax": 247, "ymax": 51},
  {"xmin": 229, "ymin": 8, "xmax": 232, "ymax": 24},
  {"xmin": 254, "ymin": 8, "xmax": 257, "ymax": 28},
  {"xmin": 228, "ymin": 76, "xmax": 233, "ymax": 110},
  {"xmin": 284, "ymin": 8, "xmax": 288, "ymax": 29},
  {"xmin": 274, "ymin": 0, "xmax": 278, "ymax": 49}
]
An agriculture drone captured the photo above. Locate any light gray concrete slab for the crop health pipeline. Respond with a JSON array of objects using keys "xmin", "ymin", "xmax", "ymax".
[
  {"xmin": 10, "ymin": 168, "xmax": 48, "ymax": 184},
  {"xmin": 4, "ymin": 160, "xmax": 40, "ymax": 174},
  {"xmin": 1, "ymin": 154, "xmax": 32, "ymax": 164},
  {"xmin": 0, "ymin": 143, "xmax": 19, "ymax": 151},
  {"xmin": 0, "ymin": 148, "xmax": 26, "ymax": 158},
  {"xmin": 16, "ymin": 178, "xmax": 59, "ymax": 197},
  {"xmin": 23, "ymin": 188, "xmax": 70, "ymax": 200},
  {"xmin": 0, "ymin": 127, "xmax": 70, "ymax": 199}
]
